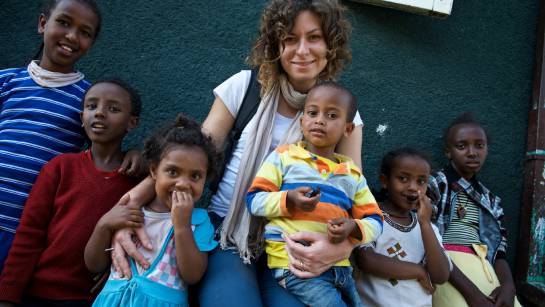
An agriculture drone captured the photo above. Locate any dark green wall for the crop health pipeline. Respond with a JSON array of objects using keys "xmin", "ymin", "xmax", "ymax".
[{"xmin": 1, "ymin": 1, "xmax": 538, "ymax": 269}]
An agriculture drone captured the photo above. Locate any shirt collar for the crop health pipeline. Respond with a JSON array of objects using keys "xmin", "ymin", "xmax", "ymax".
[
  {"xmin": 288, "ymin": 141, "xmax": 362, "ymax": 176},
  {"xmin": 445, "ymin": 163, "xmax": 482, "ymax": 193}
]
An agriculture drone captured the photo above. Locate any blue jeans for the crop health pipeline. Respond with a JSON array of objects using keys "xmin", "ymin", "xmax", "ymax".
[
  {"xmin": 274, "ymin": 266, "xmax": 363, "ymax": 307},
  {"xmin": 197, "ymin": 248, "xmax": 305, "ymax": 307}
]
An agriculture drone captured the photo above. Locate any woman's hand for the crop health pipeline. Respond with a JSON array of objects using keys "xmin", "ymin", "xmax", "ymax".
[
  {"xmin": 284, "ymin": 231, "xmax": 353, "ymax": 278},
  {"xmin": 119, "ymin": 149, "xmax": 144, "ymax": 177},
  {"xmin": 109, "ymin": 193, "xmax": 153, "ymax": 278}
]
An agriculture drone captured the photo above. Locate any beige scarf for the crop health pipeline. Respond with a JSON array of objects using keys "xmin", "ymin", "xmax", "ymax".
[
  {"xmin": 220, "ymin": 74, "xmax": 307, "ymax": 263},
  {"xmin": 27, "ymin": 60, "xmax": 84, "ymax": 88}
]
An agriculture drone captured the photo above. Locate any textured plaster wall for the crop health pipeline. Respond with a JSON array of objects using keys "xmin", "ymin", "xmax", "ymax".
[{"xmin": 0, "ymin": 0, "xmax": 539, "ymax": 269}]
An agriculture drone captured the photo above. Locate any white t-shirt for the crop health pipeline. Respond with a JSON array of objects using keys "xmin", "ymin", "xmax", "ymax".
[
  {"xmin": 357, "ymin": 212, "xmax": 445, "ymax": 307},
  {"xmin": 208, "ymin": 70, "xmax": 364, "ymax": 217}
]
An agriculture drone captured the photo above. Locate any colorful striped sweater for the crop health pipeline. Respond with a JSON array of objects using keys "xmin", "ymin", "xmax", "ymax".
[{"xmin": 247, "ymin": 142, "xmax": 383, "ymax": 268}]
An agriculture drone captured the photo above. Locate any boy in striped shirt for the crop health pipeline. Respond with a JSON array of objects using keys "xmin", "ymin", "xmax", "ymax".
[{"xmin": 247, "ymin": 82, "xmax": 383, "ymax": 307}]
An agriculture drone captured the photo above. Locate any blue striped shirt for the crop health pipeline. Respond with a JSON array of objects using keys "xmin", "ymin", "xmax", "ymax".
[{"xmin": 0, "ymin": 67, "xmax": 89, "ymax": 233}]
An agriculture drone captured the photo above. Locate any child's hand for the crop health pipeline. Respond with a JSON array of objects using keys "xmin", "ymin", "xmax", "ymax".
[
  {"xmin": 416, "ymin": 190, "xmax": 433, "ymax": 223},
  {"xmin": 327, "ymin": 217, "xmax": 356, "ymax": 244},
  {"xmin": 171, "ymin": 191, "xmax": 194, "ymax": 228},
  {"xmin": 286, "ymin": 187, "xmax": 320, "ymax": 212},
  {"xmin": 489, "ymin": 284, "xmax": 516, "ymax": 307},
  {"xmin": 416, "ymin": 266, "xmax": 436, "ymax": 294},
  {"xmin": 467, "ymin": 293, "xmax": 495, "ymax": 307},
  {"xmin": 119, "ymin": 149, "xmax": 145, "ymax": 177},
  {"xmin": 99, "ymin": 202, "xmax": 144, "ymax": 232}
]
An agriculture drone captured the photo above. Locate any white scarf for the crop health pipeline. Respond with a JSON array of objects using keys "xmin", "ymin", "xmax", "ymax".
[
  {"xmin": 27, "ymin": 60, "xmax": 84, "ymax": 88},
  {"xmin": 220, "ymin": 74, "xmax": 307, "ymax": 263}
]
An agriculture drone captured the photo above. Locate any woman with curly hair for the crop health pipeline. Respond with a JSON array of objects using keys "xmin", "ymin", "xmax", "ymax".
[
  {"xmin": 111, "ymin": 1, "xmax": 363, "ymax": 306},
  {"xmin": 199, "ymin": 1, "xmax": 363, "ymax": 305}
]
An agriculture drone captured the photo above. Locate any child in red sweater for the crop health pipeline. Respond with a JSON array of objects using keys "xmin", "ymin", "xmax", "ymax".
[{"xmin": 0, "ymin": 78, "xmax": 142, "ymax": 306}]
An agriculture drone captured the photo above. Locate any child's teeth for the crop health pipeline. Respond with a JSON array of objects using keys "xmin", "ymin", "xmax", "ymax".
[{"xmin": 61, "ymin": 45, "xmax": 73, "ymax": 52}]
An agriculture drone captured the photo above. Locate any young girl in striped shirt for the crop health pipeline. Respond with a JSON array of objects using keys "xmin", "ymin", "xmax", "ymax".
[{"xmin": 429, "ymin": 113, "xmax": 521, "ymax": 307}]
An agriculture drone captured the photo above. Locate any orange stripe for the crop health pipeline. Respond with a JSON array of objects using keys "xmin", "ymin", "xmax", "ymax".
[
  {"xmin": 276, "ymin": 144, "xmax": 290, "ymax": 153},
  {"xmin": 280, "ymin": 192, "xmax": 290, "ymax": 216},
  {"xmin": 351, "ymin": 203, "xmax": 383, "ymax": 220},
  {"xmin": 248, "ymin": 177, "xmax": 279, "ymax": 193},
  {"xmin": 289, "ymin": 202, "xmax": 348, "ymax": 223}
]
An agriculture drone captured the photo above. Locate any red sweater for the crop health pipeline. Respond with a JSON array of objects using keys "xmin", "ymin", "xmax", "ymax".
[{"xmin": 0, "ymin": 151, "xmax": 139, "ymax": 303}]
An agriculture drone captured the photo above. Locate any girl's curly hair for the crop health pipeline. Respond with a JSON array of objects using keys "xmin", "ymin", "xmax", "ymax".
[
  {"xmin": 143, "ymin": 113, "xmax": 222, "ymax": 180},
  {"xmin": 247, "ymin": 0, "xmax": 352, "ymax": 94}
]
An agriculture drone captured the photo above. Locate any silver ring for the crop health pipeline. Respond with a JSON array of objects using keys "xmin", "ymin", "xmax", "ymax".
[{"xmin": 299, "ymin": 259, "xmax": 304, "ymax": 268}]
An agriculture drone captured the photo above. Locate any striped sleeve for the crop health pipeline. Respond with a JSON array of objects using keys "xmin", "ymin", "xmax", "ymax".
[
  {"xmin": 0, "ymin": 68, "xmax": 19, "ymax": 107},
  {"xmin": 350, "ymin": 176, "xmax": 383, "ymax": 244},
  {"xmin": 246, "ymin": 150, "xmax": 290, "ymax": 218}
]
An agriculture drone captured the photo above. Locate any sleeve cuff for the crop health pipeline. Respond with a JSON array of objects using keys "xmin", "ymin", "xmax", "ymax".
[
  {"xmin": 279, "ymin": 191, "xmax": 291, "ymax": 217},
  {"xmin": 348, "ymin": 220, "xmax": 365, "ymax": 244}
]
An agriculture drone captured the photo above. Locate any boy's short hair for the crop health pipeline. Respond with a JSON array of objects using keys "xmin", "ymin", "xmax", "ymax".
[
  {"xmin": 443, "ymin": 112, "xmax": 489, "ymax": 147},
  {"xmin": 307, "ymin": 81, "xmax": 358, "ymax": 122},
  {"xmin": 88, "ymin": 78, "xmax": 142, "ymax": 117}
]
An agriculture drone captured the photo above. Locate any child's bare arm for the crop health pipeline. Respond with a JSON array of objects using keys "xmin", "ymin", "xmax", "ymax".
[
  {"xmin": 355, "ymin": 247, "xmax": 435, "ymax": 294},
  {"xmin": 449, "ymin": 264, "xmax": 494, "ymax": 306},
  {"xmin": 416, "ymin": 191, "xmax": 450, "ymax": 284},
  {"xmin": 85, "ymin": 220, "xmax": 116, "ymax": 273},
  {"xmin": 489, "ymin": 258, "xmax": 516, "ymax": 306},
  {"xmin": 171, "ymin": 191, "xmax": 207, "ymax": 284},
  {"xmin": 85, "ymin": 199, "xmax": 144, "ymax": 273}
]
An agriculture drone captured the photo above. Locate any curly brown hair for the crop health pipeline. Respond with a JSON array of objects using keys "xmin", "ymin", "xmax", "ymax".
[{"xmin": 247, "ymin": 0, "xmax": 352, "ymax": 94}]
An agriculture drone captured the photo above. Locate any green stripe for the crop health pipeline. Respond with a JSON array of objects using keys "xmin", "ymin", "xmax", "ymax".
[{"xmin": 526, "ymin": 150, "xmax": 545, "ymax": 156}]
